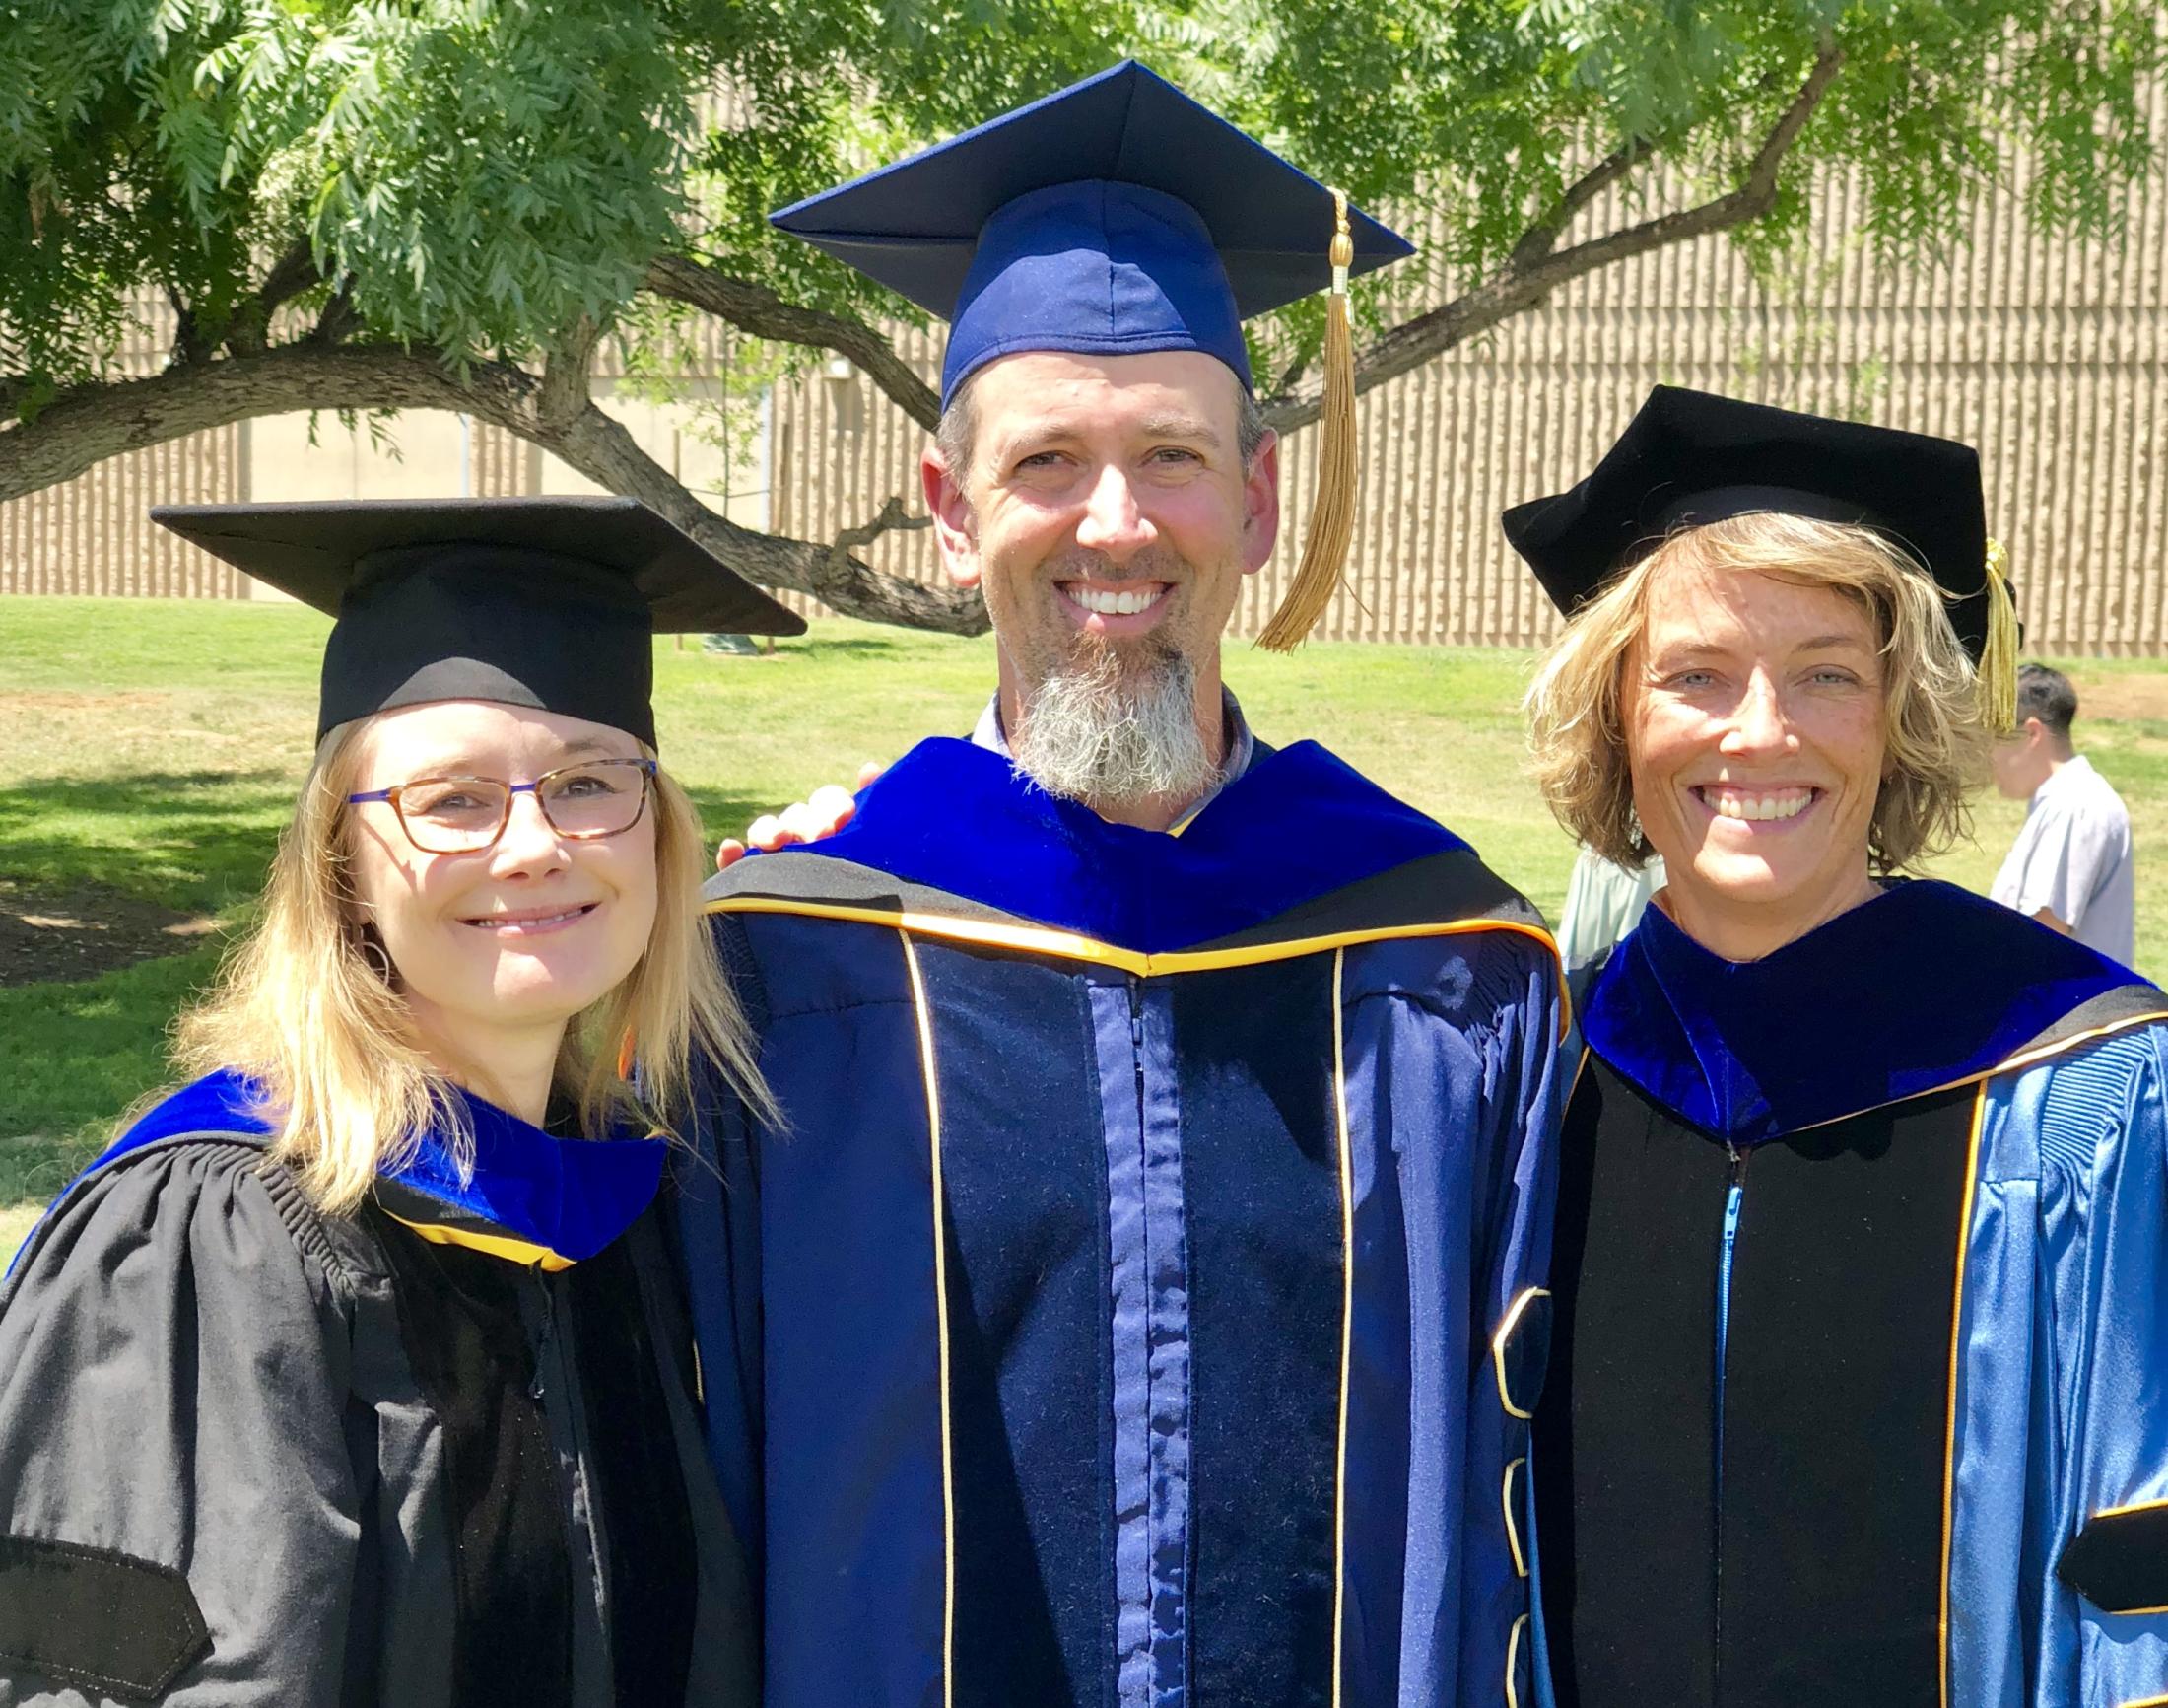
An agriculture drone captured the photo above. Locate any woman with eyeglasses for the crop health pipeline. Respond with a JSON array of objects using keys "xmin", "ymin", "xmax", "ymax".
[{"xmin": 0, "ymin": 498, "xmax": 799, "ymax": 1707}]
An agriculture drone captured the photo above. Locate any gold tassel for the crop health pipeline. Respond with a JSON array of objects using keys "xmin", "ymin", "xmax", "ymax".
[
  {"xmin": 1256, "ymin": 188, "xmax": 1358, "ymax": 653},
  {"xmin": 1977, "ymin": 537, "xmax": 2019, "ymax": 734}
]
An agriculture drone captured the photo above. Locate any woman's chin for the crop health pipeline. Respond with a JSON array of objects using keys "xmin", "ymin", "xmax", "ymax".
[
  {"xmin": 488, "ymin": 969, "xmax": 615, "ymax": 1020},
  {"xmin": 1677, "ymin": 851, "xmax": 1822, "ymax": 915}
]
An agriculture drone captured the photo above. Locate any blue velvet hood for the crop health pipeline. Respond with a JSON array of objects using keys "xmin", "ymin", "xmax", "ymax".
[{"xmin": 1582, "ymin": 878, "xmax": 2153, "ymax": 1148}]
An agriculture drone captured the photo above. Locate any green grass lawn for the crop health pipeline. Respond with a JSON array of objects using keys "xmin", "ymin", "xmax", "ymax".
[{"xmin": 4, "ymin": 596, "xmax": 2164, "ymax": 1259}]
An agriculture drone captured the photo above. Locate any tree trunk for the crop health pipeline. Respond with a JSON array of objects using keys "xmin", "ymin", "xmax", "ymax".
[{"xmin": 0, "ymin": 343, "xmax": 987, "ymax": 635}]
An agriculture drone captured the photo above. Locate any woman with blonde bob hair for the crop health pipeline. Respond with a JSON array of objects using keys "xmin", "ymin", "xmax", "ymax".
[
  {"xmin": 0, "ymin": 498, "xmax": 800, "ymax": 1708},
  {"xmin": 1509, "ymin": 388, "xmax": 2168, "ymax": 1708}
]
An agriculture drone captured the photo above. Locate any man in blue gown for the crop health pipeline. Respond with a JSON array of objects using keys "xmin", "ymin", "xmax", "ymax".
[{"xmin": 676, "ymin": 62, "xmax": 1567, "ymax": 1707}]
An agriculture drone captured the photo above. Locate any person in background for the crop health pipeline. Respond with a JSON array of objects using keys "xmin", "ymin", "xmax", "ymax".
[
  {"xmin": 681, "ymin": 62, "xmax": 1566, "ymax": 1708},
  {"xmin": 1511, "ymin": 386, "xmax": 2168, "ymax": 1708},
  {"xmin": 1989, "ymin": 660, "xmax": 2136, "ymax": 965},
  {"xmin": 1556, "ymin": 844, "xmax": 1667, "ymax": 974},
  {"xmin": 0, "ymin": 499, "xmax": 794, "ymax": 1707}
]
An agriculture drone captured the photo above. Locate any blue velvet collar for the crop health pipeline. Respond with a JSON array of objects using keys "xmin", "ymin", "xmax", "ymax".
[
  {"xmin": 83, "ymin": 1068, "xmax": 665, "ymax": 1265},
  {"xmin": 1583, "ymin": 878, "xmax": 2153, "ymax": 1147},
  {"xmin": 749, "ymin": 735, "xmax": 1471, "ymax": 952}
]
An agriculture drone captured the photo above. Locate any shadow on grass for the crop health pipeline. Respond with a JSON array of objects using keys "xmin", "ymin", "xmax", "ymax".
[
  {"xmin": 770, "ymin": 635, "xmax": 928, "ymax": 660},
  {"xmin": 0, "ymin": 769, "xmax": 296, "ymax": 917},
  {"xmin": 680, "ymin": 786, "xmax": 794, "ymax": 837},
  {"xmin": 0, "ymin": 943, "xmax": 228, "ymax": 1169}
]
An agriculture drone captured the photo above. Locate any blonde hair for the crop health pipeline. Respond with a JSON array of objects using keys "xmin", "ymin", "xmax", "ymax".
[
  {"xmin": 170, "ymin": 717, "xmax": 776, "ymax": 1214},
  {"xmin": 1524, "ymin": 512, "xmax": 1986, "ymax": 873}
]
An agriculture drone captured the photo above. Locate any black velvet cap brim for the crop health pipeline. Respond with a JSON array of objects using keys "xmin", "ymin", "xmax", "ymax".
[
  {"xmin": 1502, "ymin": 386, "xmax": 1993, "ymax": 660},
  {"xmin": 153, "ymin": 497, "xmax": 806, "ymax": 747}
]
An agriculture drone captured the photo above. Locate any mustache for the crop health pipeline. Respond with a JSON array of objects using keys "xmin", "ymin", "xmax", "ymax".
[{"xmin": 1046, "ymin": 546, "xmax": 1194, "ymax": 585}]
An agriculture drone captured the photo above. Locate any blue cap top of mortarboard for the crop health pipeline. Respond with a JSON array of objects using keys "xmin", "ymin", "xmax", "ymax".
[{"xmin": 770, "ymin": 60, "xmax": 1414, "ymax": 408}]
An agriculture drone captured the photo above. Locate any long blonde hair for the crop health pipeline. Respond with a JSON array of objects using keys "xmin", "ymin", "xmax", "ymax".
[
  {"xmin": 1524, "ymin": 512, "xmax": 1987, "ymax": 873},
  {"xmin": 171, "ymin": 716, "xmax": 776, "ymax": 1214}
]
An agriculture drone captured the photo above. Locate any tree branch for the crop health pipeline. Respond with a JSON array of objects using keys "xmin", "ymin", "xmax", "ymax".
[
  {"xmin": 257, "ymin": 239, "xmax": 321, "ymax": 318},
  {"xmin": 218, "ymin": 239, "xmax": 325, "ymax": 357},
  {"xmin": 1262, "ymin": 40, "xmax": 1846, "ymax": 432},
  {"xmin": 644, "ymin": 253, "xmax": 940, "ymax": 430},
  {"xmin": 0, "ymin": 341, "xmax": 984, "ymax": 633},
  {"xmin": 308, "ymin": 276, "xmax": 359, "ymax": 346},
  {"xmin": 1507, "ymin": 137, "xmax": 1650, "ymax": 271},
  {"xmin": 1270, "ymin": 347, "xmax": 1314, "ymax": 397},
  {"xmin": 537, "ymin": 315, "xmax": 598, "ymax": 429},
  {"xmin": 831, "ymin": 494, "xmax": 931, "ymax": 560},
  {"xmin": 166, "ymin": 286, "xmax": 210, "ymax": 368},
  {"xmin": 537, "ymin": 403, "xmax": 978, "ymax": 631}
]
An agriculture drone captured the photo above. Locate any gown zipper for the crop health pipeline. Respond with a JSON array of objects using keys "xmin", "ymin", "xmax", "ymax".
[
  {"xmin": 1128, "ymin": 977, "xmax": 1147, "ymax": 1118},
  {"xmin": 528, "ymin": 1258, "xmax": 559, "ymax": 1401},
  {"xmin": 1713, "ymin": 1140, "xmax": 1748, "ymax": 1692},
  {"xmin": 1715, "ymin": 1142, "xmax": 1746, "ymax": 1483}
]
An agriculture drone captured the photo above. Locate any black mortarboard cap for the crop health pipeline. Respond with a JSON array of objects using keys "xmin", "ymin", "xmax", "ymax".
[
  {"xmin": 153, "ymin": 497, "xmax": 804, "ymax": 748},
  {"xmin": 770, "ymin": 59, "xmax": 1413, "ymax": 407},
  {"xmin": 1503, "ymin": 386, "xmax": 1998, "ymax": 660}
]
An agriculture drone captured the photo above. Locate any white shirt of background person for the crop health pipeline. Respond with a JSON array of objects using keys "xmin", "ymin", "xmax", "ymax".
[{"xmin": 1989, "ymin": 662, "xmax": 2137, "ymax": 968}]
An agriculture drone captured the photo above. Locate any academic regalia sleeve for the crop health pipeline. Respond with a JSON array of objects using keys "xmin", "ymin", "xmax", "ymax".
[
  {"xmin": 2033, "ymin": 1021, "xmax": 2168, "ymax": 1707},
  {"xmin": 1344, "ymin": 929, "xmax": 1563, "ymax": 1708},
  {"xmin": 675, "ymin": 914, "xmax": 768, "ymax": 1582},
  {"xmin": 1460, "ymin": 942, "xmax": 1565, "ymax": 1708},
  {"xmin": 0, "ymin": 1141, "xmax": 362, "ymax": 1706}
]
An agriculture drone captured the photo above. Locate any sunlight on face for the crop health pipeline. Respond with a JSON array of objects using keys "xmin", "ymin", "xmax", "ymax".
[
  {"xmin": 940, "ymin": 348, "xmax": 1276, "ymax": 700},
  {"xmin": 1625, "ymin": 560, "xmax": 1890, "ymax": 958},
  {"xmin": 345, "ymin": 702, "xmax": 659, "ymax": 1059}
]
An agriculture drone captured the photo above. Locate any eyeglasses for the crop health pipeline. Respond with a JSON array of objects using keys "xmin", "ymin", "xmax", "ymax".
[{"xmin": 347, "ymin": 758, "xmax": 658, "ymax": 854}]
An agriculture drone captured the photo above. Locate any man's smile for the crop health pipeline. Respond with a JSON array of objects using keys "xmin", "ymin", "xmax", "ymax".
[{"xmin": 1056, "ymin": 578, "xmax": 1173, "ymax": 633}]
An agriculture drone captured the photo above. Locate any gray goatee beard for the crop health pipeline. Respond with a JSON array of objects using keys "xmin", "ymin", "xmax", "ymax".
[{"xmin": 1010, "ymin": 642, "xmax": 1219, "ymax": 815}]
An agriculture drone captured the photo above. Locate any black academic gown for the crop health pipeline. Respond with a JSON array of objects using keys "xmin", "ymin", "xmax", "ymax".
[
  {"xmin": 0, "ymin": 1072, "xmax": 754, "ymax": 1707},
  {"xmin": 1532, "ymin": 882, "xmax": 2168, "ymax": 1708}
]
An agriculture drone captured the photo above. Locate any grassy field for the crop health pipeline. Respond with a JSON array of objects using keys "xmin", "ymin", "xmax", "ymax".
[{"xmin": 4, "ymin": 596, "xmax": 2165, "ymax": 1259}]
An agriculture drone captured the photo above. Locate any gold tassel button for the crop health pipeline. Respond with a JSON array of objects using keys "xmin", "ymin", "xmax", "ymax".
[
  {"xmin": 1257, "ymin": 188, "xmax": 1359, "ymax": 653},
  {"xmin": 1977, "ymin": 537, "xmax": 2020, "ymax": 735}
]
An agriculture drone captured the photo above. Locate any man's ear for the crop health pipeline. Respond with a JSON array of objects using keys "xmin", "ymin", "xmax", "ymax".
[
  {"xmin": 1239, "ymin": 428, "xmax": 1281, "ymax": 576},
  {"xmin": 922, "ymin": 446, "xmax": 981, "ymax": 590}
]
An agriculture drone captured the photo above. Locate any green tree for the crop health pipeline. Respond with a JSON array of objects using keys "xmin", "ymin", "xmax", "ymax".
[{"xmin": 3, "ymin": 0, "xmax": 2161, "ymax": 630}]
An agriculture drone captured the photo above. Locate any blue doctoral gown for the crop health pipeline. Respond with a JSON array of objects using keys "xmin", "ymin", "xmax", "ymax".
[
  {"xmin": 1531, "ymin": 880, "xmax": 2168, "ymax": 1708},
  {"xmin": 677, "ymin": 737, "xmax": 1567, "ymax": 1707}
]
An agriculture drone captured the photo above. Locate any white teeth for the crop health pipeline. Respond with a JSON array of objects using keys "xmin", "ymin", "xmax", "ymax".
[
  {"xmin": 1069, "ymin": 584, "xmax": 1161, "ymax": 616},
  {"xmin": 1704, "ymin": 788, "xmax": 1812, "ymax": 822},
  {"xmin": 470, "ymin": 908, "xmax": 585, "ymax": 927}
]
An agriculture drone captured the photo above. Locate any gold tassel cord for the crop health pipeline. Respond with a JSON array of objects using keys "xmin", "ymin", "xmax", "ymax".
[
  {"xmin": 1256, "ymin": 188, "xmax": 1358, "ymax": 653},
  {"xmin": 1977, "ymin": 538, "xmax": 2019, "ymax": 735}
]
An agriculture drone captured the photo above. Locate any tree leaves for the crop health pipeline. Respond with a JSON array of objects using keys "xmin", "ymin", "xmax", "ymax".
[{"xmin": 2, "ymin": 0, "xmax": 2161, "ymax": 462}]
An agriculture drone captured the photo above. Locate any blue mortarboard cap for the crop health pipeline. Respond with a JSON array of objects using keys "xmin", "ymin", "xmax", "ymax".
[{"xmin": 771, "ymin": 60, "xmax": 1414, "ymax": 407}]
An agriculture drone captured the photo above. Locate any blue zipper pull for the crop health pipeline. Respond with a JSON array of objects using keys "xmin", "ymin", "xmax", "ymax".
[{"xmin": 1715, "ymin": 1144, "xmax": 1746, "ymax": 1488}]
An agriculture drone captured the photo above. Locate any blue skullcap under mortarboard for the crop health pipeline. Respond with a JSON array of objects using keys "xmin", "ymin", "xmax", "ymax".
[{"xmin": 770, "ymin": 59, "xmax": 1413, "ymax": 408}]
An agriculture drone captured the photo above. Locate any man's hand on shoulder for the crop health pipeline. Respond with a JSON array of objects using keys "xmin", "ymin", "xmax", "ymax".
[{"xmin": 715, "ymin": 761, "xmax": 888, "ymax": 872}]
